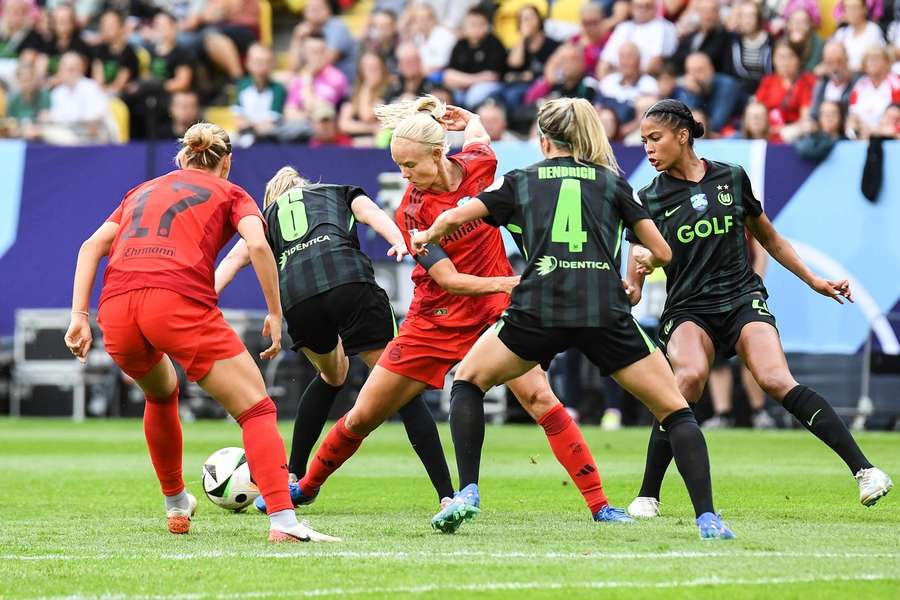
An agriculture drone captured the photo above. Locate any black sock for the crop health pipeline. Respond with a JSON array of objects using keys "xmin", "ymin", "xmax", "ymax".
[
  {"xmin": 288, "ymin": 375, "xmax": 343, "ymax": 477},
  {"xmin": 449, "ymin": 380, "xmax": 486, "ymax": 489},
  {"xmin": 663, "ymin": 408, "xmax": 715, "ymax": 518},
  {"xmin": 398, "ymin": 395, "xmax": 455, "ymax": 500},
  {"xmin": 637, "ymin": 420, "xmax": 674, "ymax": 500},
  {"xmin": 782, "ymin": 385, "xmax": 873, "ymax": 474}
]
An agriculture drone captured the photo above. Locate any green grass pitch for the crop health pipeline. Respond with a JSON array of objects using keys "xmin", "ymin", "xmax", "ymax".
[{"xmin": 1, "ymin": 418, "xmax": 898, "ymax": 599}]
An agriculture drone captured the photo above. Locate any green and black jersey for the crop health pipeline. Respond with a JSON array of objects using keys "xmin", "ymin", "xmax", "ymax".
[
  {"xmin": 628, "ymin": 159, "xmax": 767, "ymax": 316},
  {"xmin": 479, "ymin": 156, "xmax": 649, "ymax": 327},
  {"xmin": 264, "ymin": 183, "xmax": 377, "ymax": 311}
]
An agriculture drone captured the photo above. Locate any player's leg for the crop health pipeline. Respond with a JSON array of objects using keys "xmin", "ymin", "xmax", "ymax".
[
  {"xmin": 705, "ymin": 362, "xmax": 733, "ymax": 429},
  {"xmin": 740, "ymin": 362, "xmax": 773, "ymax": 429},
  {"xmin": 737, "ymin": 322, "xmax": 892, "ymax": 505},
  {"xmin": 633, "ymin": 321, "xmax": 715, "ymax": 514}
]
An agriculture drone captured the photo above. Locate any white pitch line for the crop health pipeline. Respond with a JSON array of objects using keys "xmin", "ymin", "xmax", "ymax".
[
  {"xmin": 5, "ymin": 550, "xmax": 900, "ymax": 562},
  {"xmin": 25, "ymin": 573, "xmax": 900, "ymax": 600}
]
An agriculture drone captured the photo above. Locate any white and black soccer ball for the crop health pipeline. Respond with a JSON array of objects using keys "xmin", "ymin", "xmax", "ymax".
[{"xmin": 201, "ymin": 447, "xmax": 259, "ymax": 512}]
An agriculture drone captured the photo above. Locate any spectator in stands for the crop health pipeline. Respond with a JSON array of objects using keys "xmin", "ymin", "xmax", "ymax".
[
  {"xmin": 848, "ymin": 45, "xmax": 900, "ymax": 136},
  {"xmin": 360, "ymin": 8, "xmax": 399, "ymax": 75},
  {"xmin": 40, "ymin": 3, "xmax": 94, "ymax": 85},
  {"xmin": 287, "ymin": 0, "xmax": 356, "ymax": 80},
  {"xmin": 92, "ymin": 10, "xmax": 139, "ymax": 96},
  {"xmin": 0, "ymin": 0, "xmax": 45, "ymax": 88},
  {"xmin": 597, "ymin": 105, "xmax": 621, "ymax": 141},
  {"xmin": 403, "ymin": 3, "xmax": 456, "ymax": 76},
  {"xmin": 502, "ymin": 4, "xmax": 559, "ymax": 109},
  {"xmin": 191, "ymin": 0, "xmax": 261, "ymax": 81},
  {"xmin": 832, "ymin": 0, "xmax": 885, "ymax": 71},
  {"xmin": 233, "ymin": 43, "xmax": 285, "ymax": 146},
  {"xmin": 4, "ymin": 62, "xmax": 48, "ymax": 140},
  {"xmin": 477, "ymin": 100, "xmax": 516, "ymax": 142},
  {"xmin": 285, "ymin": 33, "xmax": 348, "ymax": 125},
  {"xmin": 833, "ymin": 0, "xmax": 884, "ymax": 23},
  {"xmin": 338, "ymin": 51, "xmax": 390, "ymax": 144},
  {"xmin": 810, "ymin": 41, "xmax": 860, "ymax": 120},
  {"xmin": 727, "ymin": 0, "xmax": 773, "ymax": 98},
  {"xmin": 755, "ymin": 41, "xmax": 816, "ymax": 141},
  {"xmin": 598, "ymin": 0, "xmax": 678, "ymax": 77},
  {"xmin": 785, "ymin": 6, "xmax": 823, "ymax": 73},
  {"xmin": 383, "ymin": 41, "xmax": 434, "ymax": 103},
  {"xmin": 545, "ymin": 2, "xmax": 627, "ymax": 79},
  {"xmin": 168, "ymin": 88, "xmax": 199, "ymax": 138},
  {"xmin": 45, "ymin": 0, "xmax": 101, "ymax": 30},
  {"xmin": 597, "ymin": 42, "xmax": 659, "ymax": 123},
  {"xmin": 676, "ymin": 51, "xmax": 742, "ymax": 133},
  {"xmin": 44, "ymin": 51, "xmax": 111, "ymax": 144},
  {"xmin": 656, "ymin": 62, "xmax": 679, "ymax": 98},
  {"xmin": 692, "ymin": 107, "xmax": 715, "ymax": 137},
  {"xmin": 525, "ymin": 42, "xmax": 596, "ymax": 105},
  {"xmin": 872, "ymin": 103, "xmax": 900, "ymax": 137},
  {"xmin": 670, "ymin": 0, "xmax": 731, "ymax": 74},
  {"xmin": 444, "ymin": 7, "xmax": 506, "ymax": 110},
  {"xmin": 622, "ymin": 93, "xmax": 658, "ymax": 144},
  {"xmin": 309, "ymin": 102, "xmax": 352, "ymax": 147},
  {"xmin": 414, "ymin": 0, "xmax": 480, "ymax": 32},
  {"xmin": 794, "ymin": 99, "xmax": 846, "ymax": 161},
  {"xmin": 738, "ymin": 100, "xmax": 771, "ymax": 139}
]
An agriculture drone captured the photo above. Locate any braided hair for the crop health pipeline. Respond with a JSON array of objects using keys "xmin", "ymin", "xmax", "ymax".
[{"xmin": 642, "ymin": 99, "xmax": 705, "ymax": 146}]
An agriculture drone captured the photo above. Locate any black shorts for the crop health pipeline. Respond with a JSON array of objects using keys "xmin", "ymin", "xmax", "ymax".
[
  {"xmin": 284, "ymin": 282, "xmax": 396, "ymax": 356},
  {"xmin": 658, "ymin": 295, "xmax": 778, "ymax": 359},
  {"xmin": 495, "ymin": 309, "xmax": 657, "ymax": 375}
]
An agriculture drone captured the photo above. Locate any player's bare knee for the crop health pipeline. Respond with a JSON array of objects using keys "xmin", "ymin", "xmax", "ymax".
[
  {"xmin": 522, "ymin": 386, "xmax": 557, "ymax": 416},
  {"xmin": 321, "ymin": 358, "xmax": 349, "ymax": 387},
  {"xmin": 757, "ymin": 372, "xmax": 797, "ymax": 401},
  {"xmin": 675, "ymin": 369, "xmax": 706, "ymax": 403},
  {"xmin": 344, "ymin": 406, "xmax": 377, "ymax": 436}
]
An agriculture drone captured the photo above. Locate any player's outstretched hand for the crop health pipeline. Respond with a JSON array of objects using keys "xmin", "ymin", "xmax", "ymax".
[
  {"xmin": 622, "ymin": 279, "xmax": 641, "ymax": 306},
  {"xmin": 443, "ymin": 105, "xmax": 475, "ymax": 131},
  {"xmin": 632, "ymin": 245, "xmax": 656, "ymax": 274},
  {"xmin": 812, "ymin": 277, "xmax": 854, "ymax": 304},
  {"xmin": 260, "ymin": 313, "xmax": 283, "ymax": 360},
  {"xmin": 64, "ymin": 316, "xmax": 92, "ymax": 364},
  {"xmin": 387, "ymin": 241, "xmax": 409, "ymax": 262},
  {"xmin": 500, "ymin": 276, "xmax": 521, "ymax": 294},
  {"xmin": 409, "ymin": 230, "xmax": 431, "ymax": 255}
]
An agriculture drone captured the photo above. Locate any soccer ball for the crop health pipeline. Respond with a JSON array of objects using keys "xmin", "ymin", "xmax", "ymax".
[{"xmin": 201, "ymin": 447, "xmax": 259, "ymax": 512}]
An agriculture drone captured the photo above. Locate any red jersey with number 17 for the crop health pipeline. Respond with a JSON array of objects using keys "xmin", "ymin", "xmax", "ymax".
[
  {"xmin": 397, "ymin": 143, "xmax": 514, "ymax": 329},
  {"xmin": 100, "ymin": 169, "xmax": 264, "ymax": 308}
]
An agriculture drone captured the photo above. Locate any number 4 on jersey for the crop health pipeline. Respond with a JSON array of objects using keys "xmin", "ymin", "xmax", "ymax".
[
  {"xmin": 551, "ymin": 178, "xmax": 588, "ymax": 253},
  {"xmin": 276, "ymin": 188, "xmax": 309, "ymax": 241}
]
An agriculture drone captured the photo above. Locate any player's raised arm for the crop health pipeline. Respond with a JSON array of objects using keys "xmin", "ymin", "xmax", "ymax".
[
  {"xmin": 410, "ymin": 199, "xmax": 491, "ymax": 255},
  {"xmin": 350, "ymin": 194, "xmax": 409, "ymax": 262},
  {"xmin": 444, "ymin": 105, "xmax": 491, "ymax": 147},
  {"xmin": 215, "ymin": 239, "xmax": 252, "ymax": 294},
  {"xmin": 237, "ymin": 216, "xmax": 283, "ymax": 358}
]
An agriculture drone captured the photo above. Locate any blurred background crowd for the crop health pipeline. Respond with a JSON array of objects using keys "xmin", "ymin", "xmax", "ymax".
[{"xmin": 0, "ymin": 0, "xmax": 899, "ymax": 154}]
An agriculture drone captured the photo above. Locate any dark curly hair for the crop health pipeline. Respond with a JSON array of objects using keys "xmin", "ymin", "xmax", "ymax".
[{"xmin": 642, "ymin": 99, "xmax": 705, "ymax": 146}]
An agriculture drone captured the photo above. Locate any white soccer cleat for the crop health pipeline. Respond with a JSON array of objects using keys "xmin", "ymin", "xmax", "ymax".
[
  {"xmin": 627, "ymin": 496, "xmax": 661, "ymax": 518},
  {"xmin": 167, "ymin": 492, "xmax": 197, "ymax": 534},
  {"xmin": 268, "ymin": 521, "xmax": 341, "ymax": 543},
  {"xmin": 856, "ymin": 467, "xmax": 893, "ymax": 507}
]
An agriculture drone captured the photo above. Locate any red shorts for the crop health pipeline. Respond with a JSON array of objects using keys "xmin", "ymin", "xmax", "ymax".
[
  {"xmin": 98, "ymin": 288, "xmax": 246, "ymax": 382},
  {"xmin": 377, "ymin": 314, "xmax": 492, "ymax": 389}
]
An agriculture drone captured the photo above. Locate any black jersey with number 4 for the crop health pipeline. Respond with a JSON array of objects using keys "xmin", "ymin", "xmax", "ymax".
[
  {"xmin": 629, "ymin": 159, "xmax": 767, "ymax": 316},
  {"xmin": 479, "ymin": 156, "xmax": 649, "ymax": 327},
  {"xmin": 264, "ymin": 184, "xmax": 377, "ymax": 311}
]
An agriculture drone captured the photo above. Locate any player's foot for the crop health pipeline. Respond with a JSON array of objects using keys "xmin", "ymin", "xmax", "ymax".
[
  {"xmin": 856, "ymin": 467, "xmax": 893, "ymax": 507},
  {"xmin": 431, "ymin": 483, "xmax": 480, "ymax": 534},
  {"xmin": 166, "ymin": 492, "xmax": 197, "ymax": 534},
  {"xmin": 600, "ymin": 409, "xmax": 622, "ymax": 431},
  {"xmin": 627, "ymin": 496, "xmax": 660, "ymax": 518},
  {"xmin": 702, "ymin": 415, "xmax": 731, "ymax": 430},
  {"xmin": 697, "ymin": 512, "xmax": 735, "ymax": 540},
  {"xmin": 268, "ymin": 520, "xmax": 341, "ymax": 543},
  {"xmin": 254, "ymin": 481, "xmax": 318, "ymax": 513},
  {"xmin": 593, "ymin": 505, "xmax": 633, "ymax": 523}
]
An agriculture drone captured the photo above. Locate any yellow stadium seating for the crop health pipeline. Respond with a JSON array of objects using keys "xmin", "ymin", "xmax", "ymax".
[
  {"xmin": 204, "ymin": 105, "xmax": 238, "ymax": 135},
  {"xmin": 259, "ymin": 0, "xmax": 273, "ymax": 47},
  {"xmin": 494, "ymin": 0, "xmax": 549, "ymax": 48},
  {"xmin": 109, "ymin": 96, "xmax": 130, "ymax": 143},
  {"xmin": 548, "ymin": 0, "xmax": 585, "ymax": 23}
]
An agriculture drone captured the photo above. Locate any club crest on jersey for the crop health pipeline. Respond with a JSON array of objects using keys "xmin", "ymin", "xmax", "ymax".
[
  {"xmin": 717, "ymin": 184, "xmax": 733, "ymax": 206},
  {"xmin": 690, "ymin": 193, "xmax": 708, "ymax": 212}
]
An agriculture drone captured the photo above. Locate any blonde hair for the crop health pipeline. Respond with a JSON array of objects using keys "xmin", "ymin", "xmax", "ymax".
[
  {"xmin": 264, "ymin": 166, "xmax": 309, "ymax": 207},
  {"xmin": 862, "ymin": 44, "xmax": 891, "ymax": 73},
  {"xmin": 374, "ymin": 94, "xmax": 447, "ymax": 150},
  {"xmin": 175, "ymin": 122, "xmax": 231, "ymax": 171},
  {"xmin": 537, "ymin": 98, "xmax": 619, "ymax": 172}
]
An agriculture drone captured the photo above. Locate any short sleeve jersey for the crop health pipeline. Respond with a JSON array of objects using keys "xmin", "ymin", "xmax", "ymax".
[
  {"xmin": 94, "ymin": 42, "xmax": 139, "ymax": 85},
  {"xmin": 397, "ymin": 143, "xmax": 513, "ymax": 328},
  {"xmin": 479, "ymin": 156, "xmax": 648, "ymax": 327},
  {"xmin": 101, "ymin": 169, "xmax": 263, "ymax": 307},
  {"xmin": 628, "ymin": 160, "xmax": 767, "ymax": 316},
  {"xmin": 263, "ymin": 183, "xmax": 377, "ymax": 311}
]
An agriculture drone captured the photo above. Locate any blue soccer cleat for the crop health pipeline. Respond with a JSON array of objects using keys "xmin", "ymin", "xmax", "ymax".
[
  {"xmin": 431, "ymin": 483, "xmax": 480, "ymax": 533},
  {"xmin": 592, "ymin": 505, "xmax": 634, "ymax": 523},
  {"xmin": 697, "ymin": 512, "xmax": 736, "ymax": 540},
  {"xmin": 254, "ymin": 481, "xmax": 319, "ymax": 514}
]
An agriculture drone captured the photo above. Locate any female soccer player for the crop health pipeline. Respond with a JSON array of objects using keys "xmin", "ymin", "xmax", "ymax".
[
  {"xmin": 214, "ymin": 166, "xmax": 456, "ymax": 510},
  {"xmin": 624, "ymin": 99, "xmax": 892, "ymax": 518},
  {"xmin": 296, "ymin": 95, "xmax": 629, "ymax": 533},
  {"xmin": 411, "ymin": 97, "xmax": 735, "ymax": 540},
  {"xmin": 63, "ymin": 123, "xmax": 336, "ymax": 543}
]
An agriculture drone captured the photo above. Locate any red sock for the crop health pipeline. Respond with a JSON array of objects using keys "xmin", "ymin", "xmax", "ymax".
[
  {"xmin": 144, "ymin": 388, "xmax": 184, "ymax": 496},
  {"xmin": 538, "ymin": 403, "xmax": 608, "ymax": 514},
  {"xmin": 299, "ymin": 415, "xmax": 366, "ymax": 492},
  {"xmin": 236, "ymin": 397, "xmax": 292, "ymax": 514}
]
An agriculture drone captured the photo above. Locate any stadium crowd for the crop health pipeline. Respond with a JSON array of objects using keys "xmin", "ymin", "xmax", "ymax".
[{"xmin": 0, "ymin": 0, "xmax": 899, "ymax": 150}]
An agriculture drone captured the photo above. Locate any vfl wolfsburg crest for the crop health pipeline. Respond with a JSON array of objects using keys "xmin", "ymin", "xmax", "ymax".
[
  {"xmin": 690, "ymin": 193, "xmax": 708, "ymax": 212},
  {"xmin": 536, "ymin": 255, "xmax": 558, "ymax": 276},
  {"xmin": 717, "ymin": 184, "xmax": 733, "ymax": 206}
]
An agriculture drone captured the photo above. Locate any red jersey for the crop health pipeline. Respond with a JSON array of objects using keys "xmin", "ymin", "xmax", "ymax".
[
  {"xmin": 396, "ymin": 143, "xmax": 514, "ymax": 328},
  {"xmin": 100, "ymin": 169, "xmax": 263, "ymax": 308}
]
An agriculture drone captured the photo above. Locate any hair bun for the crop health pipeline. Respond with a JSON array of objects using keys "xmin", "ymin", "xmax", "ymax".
[{"xmin": 692, "ymin": 121, "xmax": 705, "ymax": 139}]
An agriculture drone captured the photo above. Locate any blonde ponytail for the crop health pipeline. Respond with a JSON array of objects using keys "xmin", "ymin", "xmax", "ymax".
[
  {"xmin": 175, "ymin": 122, "xmax": 231, "ymax": 171},
  {"xmin": 264, "ymin": 166, "xmax": 309, "ymax": 207},
  {"xmin": 537, "ymin": 98, "xmax": 620, "ymax": 172},
  {"xmin": 374, "ymin": 94, "xmax": 448, "ymax": 150}
]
